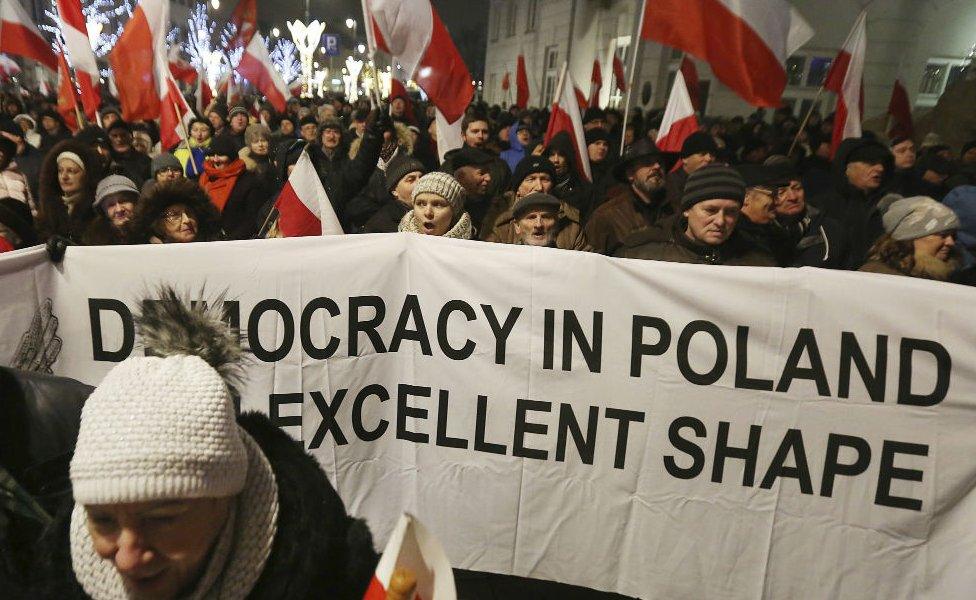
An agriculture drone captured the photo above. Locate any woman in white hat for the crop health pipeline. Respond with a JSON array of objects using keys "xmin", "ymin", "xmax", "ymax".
[{"xmin": 397, "ymin": 171, "xmax": 472, "ymax": 239}]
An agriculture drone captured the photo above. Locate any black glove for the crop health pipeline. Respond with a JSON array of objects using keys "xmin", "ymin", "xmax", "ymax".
[
  {"xmin": 45, "ymin": 235, "xmax": 72, "ymax": 263},
  {"xmin": 365, "ymin": 107, "xmax": 393, "ymax": 137}
]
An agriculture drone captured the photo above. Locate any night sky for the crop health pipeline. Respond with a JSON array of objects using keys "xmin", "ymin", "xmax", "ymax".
[{"xmin": 242, "ymin": 0, "xmax": 489, "ymax": 78}]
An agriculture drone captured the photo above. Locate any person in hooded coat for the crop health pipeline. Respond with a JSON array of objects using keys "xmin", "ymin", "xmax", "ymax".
[
  {"xmin": 809, "ymin": 137, "xmax": 893, "ymax": 269},
  {"xmin": 34, "ymin": 140, "xmax": 105, "ymax": 243},
  {"xmin": 130, "ymin": 179, "xmax": 225, "ymax": 244},
  {"xmin": 545, "ymin": 131, "xmax": 592, "ymax": 215},
  {"xmin": 26, "ymin": 289, "xmax": 379, "ymax": 600},
  {"xmin": 37, "ymin": 110, "xmax": 72, "ymax": 156}
]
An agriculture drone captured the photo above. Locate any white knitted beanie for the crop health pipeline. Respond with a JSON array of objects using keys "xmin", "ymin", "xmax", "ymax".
[
  {"xmin": 70, "ymin": 354, "xmax": 248, "ymax": 504},
  {"xmin": 411, "ymin": 171, "xmax": 466, "ymax": 215}
]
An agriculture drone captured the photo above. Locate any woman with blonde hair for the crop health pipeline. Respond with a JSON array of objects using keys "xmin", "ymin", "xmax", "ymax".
[{"xmin": 860, "ymin": 195, "xmax": 961, "ymax": 281}]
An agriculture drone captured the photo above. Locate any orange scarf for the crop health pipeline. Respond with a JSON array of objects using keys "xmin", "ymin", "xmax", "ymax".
[{"xmin": 200, "ymin": 159, "xmax": 246, "ymax": 212}]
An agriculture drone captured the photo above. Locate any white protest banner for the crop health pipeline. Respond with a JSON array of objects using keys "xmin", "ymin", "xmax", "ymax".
[{"xmin": 1, "ymin": 235, "xmax": 975, "ymax": 598}]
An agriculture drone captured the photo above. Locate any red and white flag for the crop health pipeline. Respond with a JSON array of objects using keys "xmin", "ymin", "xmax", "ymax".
[
  {"xmin": 515, "ymin": 53, "xmax": 529, "ymax": 108},
  {"xmin": 363, "ymin": 513, "xmax": 456, "ymax": 600},
  {"xmin": 364, "ymin": 0, "xmax": 473, "ymax": 161},
  {"xmin": 679, "ymin": 55, "xmax": 700, "ymax": 111},
  {"xmin": 56, "ymin": 0, "xmax": 100, "ymax": 118},
  {"xmin": 274, "ymin": 150, "xmax": 343, "ymax": 237},
  {"xmin": 886, "ymin": 77, "xmax": 914, "ymax": 141},
  {"xmin": 544, "ymin": 62, "xmax": 591, "ymax": 182},
  {"xmin": 225, "ymin": 0, "xmax": 257, "ymax": 53},
  {"xmin": 168, "ymin": 46, "xmax": 198, "ymax": 85},
  {"xmin": 612, "ymin": 52, "xmax": 626, "ymax": 93},
  {"xmin": 56, "ymin": 49, "xmax": 80, "ymax": 131},
  {"xmin": 108, "ymin": 0, "xmax": 169, "ymax": 121},
  {"xmin": 824, "ymin": 10, "xmax": 866, "ymax": 155},
  {"xmin": 235, "ymin": 32, "xmax": 289, "ymax": 113},
  {"xmin": 0, "ymin": 54, "xmax": 21, "ymax": 78},
  {"xmin": 640, "ymin": 0, "xmax": 813, "ymax": 107},
  {"xmin": 0, "ymin": 0, "xmax": 56, "ymax": 72},
  {"xmin": 159, "ymin": 71, "xmax": 194, "ymax": 150},
  {"xmin": 389, "ymin": 77, "xmax": 417, "ymax": 123},
  {"xmin": 656, "ymin": 69, "xmax": 699, "ymax": 153},
  {"xmin": 196, "ymin": 74, "xmax": 213, "ymax": 115},
  {"xmin": 589, "ymin": 59, "xmax": 602, "ymax": 107}
]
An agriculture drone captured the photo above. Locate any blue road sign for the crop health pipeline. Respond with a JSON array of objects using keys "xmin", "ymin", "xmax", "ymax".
[{"xmin": 322, "ymin": 34, "xmax": 340, "ymax": 57}]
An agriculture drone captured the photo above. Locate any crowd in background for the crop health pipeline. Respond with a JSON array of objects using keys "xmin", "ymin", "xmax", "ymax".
[{"xmin": 0, "ymin": 85, "xmax": 974, "ymax": 285}]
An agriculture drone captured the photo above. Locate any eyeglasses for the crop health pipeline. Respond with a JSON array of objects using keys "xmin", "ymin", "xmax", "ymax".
[
  {"xmin": 161, "ymin": 209, "xmax": 192, "ymax": 223},
  {"xmin": 157, "ymin": 167, "xmax": 182, "ymax": 175}
]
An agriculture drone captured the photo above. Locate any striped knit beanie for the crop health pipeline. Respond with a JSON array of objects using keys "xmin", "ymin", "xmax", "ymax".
[{"xmin": 681, "ymin": 164, "xmax": 746, "ymax": 211}]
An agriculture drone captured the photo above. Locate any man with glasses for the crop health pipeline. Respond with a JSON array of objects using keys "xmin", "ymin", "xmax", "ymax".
[{"xmin": 140, "ymin": 153, "xmax": 186, "ymax": 196}]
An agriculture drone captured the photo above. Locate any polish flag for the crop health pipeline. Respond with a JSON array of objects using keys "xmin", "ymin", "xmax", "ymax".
[
  {"xmin": 56, "ymin": 50, "xmax": 80, "ymax": 131},
  {"xmin": 364, "ymin": 0, "xmax": 474, "ymax": 160},
  {"xmin": 196, "ymin": 74, "xmax": 213, "ymax": 115},
  {"xmin": 235, "ymin": 32, "xmax": 289, "ymax": 112},
  {"xmin": 274, "ymin": 149, "xmax": 343, "ymax": 237},
  {"xmin": 612, "ymin": 52, "xmax": 626, "ymax": 93},
  {"xmin": 573, "ymin": 86, "xmax": 587, "ymax": 112},
  {"xmin": 225, "ymin": 0, "xmax": 257, "ymax": 52},
  {"xmin": 365, "ymin": 0, "xmax": 473, "ymax": 122},
  {"xmin": 543, "ymin": 62, "xmax": 591, "ymax": 182},
  {"xmin": 0, "ymin": 54, "xmax": 21, "ymax": 78},
  {"xmin": 363, "ymin": 513, "xmax": 456, "ymax": 600},
  {"xmin": 56, "ymin": 0, "xmax": 100, "ymax": 118},
  {"xmin": 168, "ymin": 46, "xmax": 198, "ymax": 85},
  {"xmin": 589, "ymin": 59, "xmax": 602, "ymax": 107},
  {"xmin": 515, "ymin": 53, "xmax": 529, "ymax": 108},
  {"xmin": 0, "ymin": 0, "xmax": 56, "ymax": 72},
  {"xmin": 886, "ymin": 78, "xmax": 914, "ymax": 141},
  {"xmin": 679, "ymin": 55, "xmax": 700, "ymax": 111},
  {"xmin": 640, "ymin": 0, "xmax": 814, "ymax": 107},
  {"xmin": 159, "ymin": 71, "xmax": 194, "ymax": 150},
  {"xmin": 108, "ymin": 0, "xmax": 169, "ymax": 122},
  {"xmin": 656, "ymin": 69, "xmax": 699, "ymax": 153},
  {"xmin": 389, "ymin": 77, "xmax": 417, "ymax": 123},
  {"xmin": 824, "ymin": 10, "xmax": 866, "ymax": 155}
]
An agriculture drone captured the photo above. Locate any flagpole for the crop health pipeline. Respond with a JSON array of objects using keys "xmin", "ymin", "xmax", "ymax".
[
  {"xmin": 618, "ymin": 0, "xmax": 647, "ymax": 156},
  {"xmin": 787, "ymin": 84, "xmax": 825, "ymax": 157},
  {"xmin": 172, "ymin": 97, "xmax": 199, "ymax": 176}
]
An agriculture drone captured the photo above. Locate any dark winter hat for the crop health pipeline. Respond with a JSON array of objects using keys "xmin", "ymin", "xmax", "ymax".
[
  {"xmin": 75, "ymin": 125, "xmax": 110, "ymax": 149},
  {"xmin": 106, "ymin": 119, "xmax": 132, "ymax": 134},
  {"xmin": 680, "ymin": 131, "xmax": 719, "ymax": 158},
  {"xmin": 209, "ymin": 135, "xmax": 239, "ymax": 158},
  {"xmin": 764, "ymin": 160, "xmax": 800, "ymax": 187},
  {"xmin": 918, "ymin": 152, "xmax": 953, "ymax": 176},
  {"xmin": 681, "ymin": 164, "xmax": 746, "ymax": 210},
  {"xmin": 846, "ymin": 143, "xmax": 891, "ymax": 165},
  {"xmin": 0, "ymin": 197, "xmax": 37, "ymax": 247},
  {"xmin": 94, "ymin": 174, "xmax": 139, "ymax": 208},
  {"xmin": 512, "ymin": 192, "xmax": 561, "ymax": 219},
  {"xmin": 0, "ymin": 118, "xmax": 19, "ymax": 156},
  {"xmin": 889, "ymin": 135, "xmax": 911, "ymax": 148},
  {"xmin": 385, "ymin": 155, "xmax": 426, "ymax": 192},
  {"xmin": 512, "ymin": 156, "xmax": 556, "ymax": 191},
  {"xmin": 962, "ymin": 140, "xmax": 976, "ymax": 157},
  {"xmin": 99, "ymin": 106, "xmax": 122, "ymax": 119},
  {"xmin": 299, "ymin": 115, "xmax": 318, "ymax": 128},
  {"xmin": 319, "ymin": 118, "xmax": 342, "ymax": 133},
  {"xmin": 613, "ymin": 137, "xmax": 666, "ymax": 182},
  {"xmin": 582, "ymin": 107, "xmax": 606, "ymax": 125},
  {"xmin": 735, "ymin": 164, "xmax": 779, "ymax": 189},
  {"xmin": 442, "ymin": 145, "xmax": 493, "ymax": 172},
  {"xmin": 228, "ymin": 105, "xmax": 249, "ymax": 119},
  {"xmin": 208, "ymin": 104, "xmax": 228, "ymax": 119},
  {"xmin": 151, "ymin": 153, "xmax": 182, "ymax": 175},
  {"xmin": 585, "ymin": 128, "xmax": 610, "ymax": 146}
]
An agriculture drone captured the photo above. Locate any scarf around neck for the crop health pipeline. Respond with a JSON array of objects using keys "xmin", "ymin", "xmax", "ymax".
[
  {"xmin": 201, "ymin": 160, "xmax": 246, "ymax": 212},
  {"xmin": 398, "ymin": 210, "xmax": 473, "ymax": 239}
]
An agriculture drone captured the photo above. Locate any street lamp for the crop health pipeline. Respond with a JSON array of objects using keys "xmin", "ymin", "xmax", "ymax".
[
  {"xmin": 345, "ymin": 18, "xmax": 356, "ymax": 30},
  {"xmin": 271, "ymin": 27, "xmax": 280, "ymax": 37},
  {"xmin": 357, "ymin": 43, "xmax": 366, "ymax": 54},
  {"xmin": 210, "ymin": 0, "xmax": 219, "ymax": 9}
]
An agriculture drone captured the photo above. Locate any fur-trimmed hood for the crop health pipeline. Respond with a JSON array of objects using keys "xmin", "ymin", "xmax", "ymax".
[{"xmin": 129, "ymin": 179, "xmax": 224, "ymax": 243}]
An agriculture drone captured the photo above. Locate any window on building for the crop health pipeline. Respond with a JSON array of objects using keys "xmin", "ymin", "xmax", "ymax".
[
  {"xmin": 805, "ymin": 56, "xmax": 833, "ymax": 87},
  {"xmin": 506, "ymin": 1, "xmax": 518, "ymax": 37},
  {"xmin": 525, "ymin": 0, "xmax": 538, "ymax": 32},
  {"xmin": 917, "ymin": 57, "xmax": 969, "ymax": 107},
  {"xmin": 489, "ymin": 3, "xmax": 501, "ymax": 41},
  {"xmin": 543, "ymin": 45, "xmax": 559, "ymax": 104}
]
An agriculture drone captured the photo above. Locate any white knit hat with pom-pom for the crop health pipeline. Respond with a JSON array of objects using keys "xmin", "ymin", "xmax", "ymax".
[{"xmin": 69, "ymin": 353, "xmax": 248, "ymax": 504}]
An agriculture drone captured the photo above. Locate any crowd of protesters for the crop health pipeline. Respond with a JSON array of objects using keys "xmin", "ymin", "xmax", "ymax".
[{"xmin": 0, "ymin": 87, "xmax": 974, "ymax": 285}]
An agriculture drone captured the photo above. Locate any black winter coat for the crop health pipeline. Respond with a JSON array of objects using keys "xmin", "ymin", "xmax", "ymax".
[
  {"xmin": 26, "ymin": 411, "xmax": 378, "ymax": 600},
  {"xmin": 213, "ymin": 170, "xmax": 267, "ymax": 240},
  {"xmin": 109, "ymin": 150, "xmax": 151, "ymax": 188},
  {"xmin": 363, "ymin": 200, "xmax": 410, "ymax": 233},
  {"xmin": 309, "ymin": 129, "xmax": 383, "ymax": 230}
]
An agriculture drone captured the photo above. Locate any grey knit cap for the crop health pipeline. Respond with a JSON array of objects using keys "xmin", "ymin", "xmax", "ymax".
[
  {"xmin": 151, "ymin": 152, "xmax": 182, "ymax": 175},
  {"xmin": 681, "ymin": 164, "xmax": 746, "ymax": 210},
  {"xmin": 882, "ymin": 196, "xmax": 960, "ymax": 241},
  {"xmin": 93, "ymin": 174, "xmax": 139, "ymax": 207},
  {"xmin": 385, "ymin": 155, "xmax": 426, "ymax": 192},
  {"xmin": 411, "ymin": 171, "xmax": 466, "ymax": 214}
]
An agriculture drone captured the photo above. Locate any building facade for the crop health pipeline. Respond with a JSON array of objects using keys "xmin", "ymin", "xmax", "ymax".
[{"xmin": 483, "ymin": 0, "xmax": 976, "ymax": 122}]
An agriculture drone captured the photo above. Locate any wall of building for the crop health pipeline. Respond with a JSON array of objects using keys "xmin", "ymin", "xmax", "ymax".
[{"xmin": 484, "ymin": 0, "xmax": 976, "ymax": 123}]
